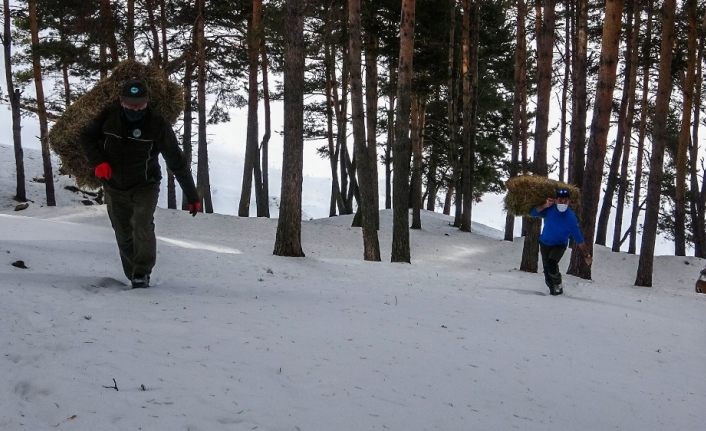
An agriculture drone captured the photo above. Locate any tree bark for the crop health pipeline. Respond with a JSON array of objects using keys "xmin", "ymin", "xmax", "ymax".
[
  {"xmin": 145, "ymin": 0, "xmax": 161, "ymax": 66},
  {"xmin": 690, "ymin": 11, "xmax": 706, "ymax": 257},
  {"xmin": 349, "ymin": 0, "xmax": 381, "ymax": 260},
  {"xmin": 99, "ymin": 0, "xmax": 119, "ymax": 65},
  {"xmin": 569, "ymin": 0, "xmax": 588, "ymax": 186},
  {"xmin": 364, "ymin": 5, "xmax": 380, "ymax": 229},
  {"xmin": 239, "ymin": 0, "xmax": 263, "ymax": 217},
  {"xmin": 385, "ymin": 91, "xmax": 395, "ymax": 210},
  {"xmin": 636, "ymin": 0, "xmax": 677, "ymax": 287},
  {"xmin": 126, "ymin": 0, "xmax": 135, "ymax": 59},
  {"xmin": 274, "ymin": 0, "xmax": 306, "ymax": 257},
  {"xmin": 460, "ymin": 0, "xmax": 471, "ymax": 231},
  {"xmin": 673, "ymin": 0, "xmax": 697, "ymax": 256},
  {"xmin": 558, "ymin": 0, "xmax": 570, "ymax": 182},
  {"xmin": 411, "ymin": 96, "xmax": 425, "ymax": 230},
  {"xmin": 325, "ymin": 29, "xmax": 343, "ymax": 216},
  {"xmin": 4, "ymin": 0, "xmax": 25, "ymax": 202},
  {"xmin": 258, "ymin": 35, "xmax": 271, "ymax": 217},
  {"xmin": 446, "ymin": 0, "xmax": 458, "ymax": 220},
  {"xmin": 628, "ymin": 0, "xmax": 653, "ymax": 255},
  {"xmin": 505, "ymin": 0, "xmax": 528, "ymax": 242},
  {"xmin": 391, "ymin": 0, "xmax": 415, "ymax": 263},
  {"xmin": 568, "ymin": 0, "xmax": 624, "ymax": 280},
  {"xmin": 181, "ymin": 55, "xmax": 195, "ymax": 210},
  {"xmin": 596, "ymin": 1, "xmax": 635, "ymax": 246},
  {"xmin": 612, "ymin": 0, "xmax": 641, "ymax": 252},
  {"xmin": 195, "ymin": 0, "xmax": 213, "ymax": 213},
  {"xmin": 28, "ymin": 0, "xmax": 55, "ymax": 206},
  {"xmin": 521, "ymin": 0, "xmax": 555, "ymax": 273}
]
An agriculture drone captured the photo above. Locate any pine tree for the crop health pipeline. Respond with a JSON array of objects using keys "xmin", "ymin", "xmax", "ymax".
[
  {"xmin": 636, "ymin": 0, "xmax": 677, "ymax": 287},
  {"xmin": 391, "ymin": 0, "xmax": 415, "ymax": 263},
  {"xmin": 3, "ymin": 0, "xmax": 26, "ymax": 202},
  {"xmin": 274, "ymin": 0, "xmax": 306, "ymax": 257}
]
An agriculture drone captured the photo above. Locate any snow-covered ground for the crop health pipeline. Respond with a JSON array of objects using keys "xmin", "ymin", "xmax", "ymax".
[{"xmin": 1, "ymin": 143, "xmax": 705, "ymax": 431}]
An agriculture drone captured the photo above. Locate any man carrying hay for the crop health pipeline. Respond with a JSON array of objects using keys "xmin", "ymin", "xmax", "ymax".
[
  {"xmin": 80, "ymin": 78, "xmax": 201, "ymax": 288},
  {"xmin": 530, "ymin": 188, "xmax": 592, "ymax": 296}
]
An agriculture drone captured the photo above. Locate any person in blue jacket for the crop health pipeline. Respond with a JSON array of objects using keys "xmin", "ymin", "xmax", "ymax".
[{"xmin": 530, "ymin": 188, "xmax": 592, "ymax": 295}]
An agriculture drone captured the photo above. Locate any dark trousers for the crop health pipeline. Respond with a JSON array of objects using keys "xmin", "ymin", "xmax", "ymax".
[
  {"xmin": 540, "ymin": 242, "xmax": 567, "ymax": 288},
  {"xmin": 104, "ymin": 183, "xmax": 160, "ymax": 280}
]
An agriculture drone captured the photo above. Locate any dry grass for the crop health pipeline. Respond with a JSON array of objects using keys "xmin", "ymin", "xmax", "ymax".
[
  {"xmin": 504, "ymin": 175, "xmax": 581, "ymax": 216},
  {"xmin": 48, "ymin": 60, "xmax": 184, "ymax": 189}
]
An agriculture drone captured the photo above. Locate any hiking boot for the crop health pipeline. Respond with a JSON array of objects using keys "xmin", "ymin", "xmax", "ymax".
[
  {"xmin": 550, "ymin": 283, "xmax": 563, "ymax": 296},
  {"xmin": 131, "ymin": 274, "xmax": 150, "ymax": 289}
]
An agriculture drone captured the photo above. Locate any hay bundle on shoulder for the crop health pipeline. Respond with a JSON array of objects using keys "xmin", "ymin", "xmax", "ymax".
[
  {"xmin": 504, "ymin": 175, "xmax": 581, "ymax": 216},
  {"xmin": 48, "ymin": 59, "xmax": 184, "ymax": 190}
]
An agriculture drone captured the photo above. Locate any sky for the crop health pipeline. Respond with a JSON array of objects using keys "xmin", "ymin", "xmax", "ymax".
[{"xmin": 1, "ymin": 143, "xmax": 705, "ymax": 431}]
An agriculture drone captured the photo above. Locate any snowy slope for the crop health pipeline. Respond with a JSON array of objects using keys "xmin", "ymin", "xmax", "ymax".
[{"xmin": 1, "ymin": 144, "xmax": 705, "ymax": 431}]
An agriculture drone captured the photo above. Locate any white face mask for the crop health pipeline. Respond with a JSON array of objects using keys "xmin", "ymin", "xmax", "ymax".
[{"xmin": 556, "ymin": 203, "xmax": 569, "ymax": 213}]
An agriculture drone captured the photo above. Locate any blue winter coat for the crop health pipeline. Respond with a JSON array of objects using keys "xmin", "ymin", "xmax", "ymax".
[{"xmin": 530, "ymin": 205, "xmax": 585, "ymax": 247}]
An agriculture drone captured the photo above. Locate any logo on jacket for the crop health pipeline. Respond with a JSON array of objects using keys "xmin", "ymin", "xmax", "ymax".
[{"xmin": 132, "ymin": 128, "xmax": 142, "ymax": 138}]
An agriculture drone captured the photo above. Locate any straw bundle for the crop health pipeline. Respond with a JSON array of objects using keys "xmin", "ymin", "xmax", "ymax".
[
  {"xmin": 504, "ymin": 175, "xmax": 581, "ymax": 216},
  {"xmin": 48, "ymin": 59, "xmax": 184, "ymax": 189}
]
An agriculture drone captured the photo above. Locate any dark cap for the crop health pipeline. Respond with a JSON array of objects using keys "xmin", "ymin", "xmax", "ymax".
[
  {"xmin": 120, "ymin": 79, "xmax": 149, "ymax": 104},
  {"xmin": 556, "ymin": 188, "xmax": 570, "ymax": 198}
]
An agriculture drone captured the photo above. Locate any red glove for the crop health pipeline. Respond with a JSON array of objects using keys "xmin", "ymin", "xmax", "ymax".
[
  {"xmin": 95, "ymin": 162, "xmax": 112, "ymax": 180},
  {"xmin": 186, "ymin": 201, "xmax": 202, "ymax": 217}
]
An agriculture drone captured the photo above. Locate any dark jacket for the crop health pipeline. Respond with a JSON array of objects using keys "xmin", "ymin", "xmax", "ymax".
[
  {"xmin": 530, "ymin": 205, "xmax": 585, "ymax": 246},
  {"xmin": 80, "ymin": 103, "xmax": 198, "ymax": 202}
]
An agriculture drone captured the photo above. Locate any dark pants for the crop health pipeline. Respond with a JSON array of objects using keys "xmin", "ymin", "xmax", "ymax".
[
  {"xmin": 540, "ymin": 242, "xmax": 567, "ymax": 288},
  {"xmin": 104, "ymin": 183, "xmax": 160, "ymax": 280}
]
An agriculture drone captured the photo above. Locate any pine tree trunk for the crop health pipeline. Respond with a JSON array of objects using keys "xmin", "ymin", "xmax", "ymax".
[
  {"xmin": 391, "ymin": 0, "xmax": 415, "ymax": 263},
  {"xmin": 59, "ymin": 20, "xmax": 72, "ymax": 108},
  {"xmin": 636, "ymin": 0, "xmax": 676, "ymax": 287},
  {"xmin": 558, "ymin": 1, "xmax": 570, "ymax": 182},
  {"xmin": 459, "ymin": 0, "xmax": 470, "ymax": 231},
  {"xmin": 446, "ymin": 0, "xmax": 457, "ymax": 220},
  {"xmin": 181, "ymin": 56, "xmax": 195, "ymax": 210},
  {"xmin": 505, "ymin": 0, "xmax": 528, "ymax": 242},
  {"xmin": 274, "ymin": 0, "xmax": 306, "ymax": 258},
  {"xmin": 160, "ymin": 0, "xmax": 168, "ymax": 65},
  {"xmin": 690, "ymin": 11, "xmax": 706, "ymax": 257},
  {"xmin": 126, "ymin": 0, "xmax": 135, "ymax": 59},
  {"xmin": 568, "ymin": 0, "xmax": 624, "ymax": 280},
  {"xmin": 612, "ymin": 0, "xmax": 640, "ymax": 252},
  {"xmin": 4, "ymin": 0, "xmax": 25, "ymax": 202},
  {"xmin": 349, "ymin": 0, "xmax": 381, "ymax": 260},
  {"xmin": 459, "ymin": 0, "xmax": 474, "ymax": 233},
  {"xmin": 426, "ymin": 142, "xmax": 438, "ymax": 211},
  {"xmin": 443, "ymin": 186, "xmax": 453, "ymax": 215},
  {"xmin": 521, "ymin": 0, "xmax": 555, "ymax": 273},
  {"xmin": 364, "ymin": 9, "xmax": 380, "ymax": 229},
  {"xmin": 99, "ymin": 0, "xmax": 119, "ymax": 65},
  {"xmin": 569, "ymin": 0, "xmax": 588, "ymax": 186},
  {"xmin": 257, "ymin": 36, "xmax": 271, "ymax": 217},
  {"xmin": 145, "ymin": 0, "xmax": 161, "ymax": 66},
  {"xmin": 674, "ymin": 0, "xmax": 697, "ymax": 256},
  {"xmin": 385, "ymin": 92, "xmax": 395, "ymax": 210},
  {"xmin": 10, "ymin": 87, "xmax": 25, "ymax": 202},
  {"xmin": 628, "ymin": 1, "xmax": 653, "ymax": 254},
  {"xmin": 596, "ymin": 1, "xmax": 634, "ymax": 246},
  {"xmin": 325, "ymin": 33, "xmax": 343, "ymax": 217},
  {"xmin": 195, "ymin": 0, "xmax": 212, "ymax": 213},
  {"xmin": 410, "ymin": 96, "xmax": 422, "ymax": 229},
  {"xmin": 28, "ymin": 0, "xmax": 55, "ymax": 206},
  {"xmin": 239, "ymin": 0, "xmax": 262, "ymax": 217},
  {"xmin": 332, "ymin": 33, "xmax": 353, "ymax": 215},
  {"xmin": 150, "ymin": 0, "xmax": 175, "ymax": 209}
]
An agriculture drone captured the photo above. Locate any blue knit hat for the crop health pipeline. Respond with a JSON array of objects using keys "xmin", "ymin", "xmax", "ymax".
[{"xmin": 556, "ymin": 188, "xmax": 570, "ymax": 198}]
